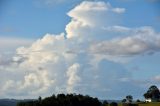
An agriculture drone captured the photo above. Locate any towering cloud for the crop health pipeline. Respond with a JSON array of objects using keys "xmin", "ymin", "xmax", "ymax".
[
  {"xmin": 67, "ymin": 63, "xmax": 81, "ymax": 93},
  {"xmin": 66, "ymin": 1, "xmax": 125, "ymax": 39},
  {"xmin": 0, "ymin": 1, "xmax": 160, "ymax": 99}
]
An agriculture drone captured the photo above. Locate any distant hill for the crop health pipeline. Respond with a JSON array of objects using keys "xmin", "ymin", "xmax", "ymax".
[
  {"xmin": 107, "ymin": 100, "xmax": 121, "ymax": 103},
  {"xmin": 0, "ymin": 98, "xmax": 121, "ymax": 106},
  {"xmin": 100, "ymin": 99, "xmax": 121, "ymax": 103},
  {"xmin": 0, "ymin": 99, "xmax": 35, "ymax": 106},
  {"xmin": 0, "ymin": 99, "xmax": 18, "ymax": 106}
]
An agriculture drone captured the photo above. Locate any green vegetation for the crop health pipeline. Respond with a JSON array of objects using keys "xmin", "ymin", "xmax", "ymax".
[
  {"xmin": 118, "ymin": 102, "xmax": 160, "ymax": 106},
  {"xmin": 15, "ymin": 85, "xmax": 160, "ymax": 106},
  {"xmin": 119, "ymin": 85, "xmax": 160, "ymax": 106},
  {"xmin": 17, "ymin": 93, "xmax": 102, "ymax": 106},
  {"xmin": 143, "ymin": 85, "xmax": 160, "ymax": 101},
  {"xmin": 138, "ymin": 102, "xmax": 160, "ymax": 106}
]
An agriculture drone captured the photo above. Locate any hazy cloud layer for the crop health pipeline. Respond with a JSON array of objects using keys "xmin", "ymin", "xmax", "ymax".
[
  {"xmin": 34, "ymin": 0, "xmax": 67, "ymax": 7},
  {"xmin": 89, "ymin": 27, "xmax": 160, "ymax": 56},
  {"xmin": 0, "ymin": 37, "xmax": 33, "ymax": 52},
  {"xmin": 0, "ymin": 1, "xmax": 160, "ymax": 99}
]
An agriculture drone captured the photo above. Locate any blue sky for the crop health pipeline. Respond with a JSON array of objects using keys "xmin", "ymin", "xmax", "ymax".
[
  {"xmin": 0, "ymin": 0, "xmax": 160, "ymax": 100},
  {"xmin": 0, "ymin": 0, "xmax": 160, "ymax": 38}
]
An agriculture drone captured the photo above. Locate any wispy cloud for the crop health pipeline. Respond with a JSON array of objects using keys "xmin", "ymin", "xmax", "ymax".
[
  {"xmin": 0, "ymin": 37, "xmax": 33, "ymax": 52},
  {"xmin": 33, "ymin": 0, "xmax": 69, "ymax": 7},
  {"xmin": 147, "ymin": 0, "xmax": 160, "ymax": 3}
]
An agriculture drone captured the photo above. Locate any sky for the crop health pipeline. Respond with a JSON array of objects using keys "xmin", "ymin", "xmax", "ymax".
[{"xmin": 0, "ymin": 0, "xmax": 160, "ymax": 100}]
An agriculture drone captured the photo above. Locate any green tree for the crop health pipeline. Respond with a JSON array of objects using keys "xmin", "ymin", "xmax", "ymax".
[
  {"xmin": 143, "ymin": 85, "xmax": 160, "ymax": 101},
  {"xmin": 136, "ymin": 99, "xmax": 141, "ymax": 102},
  {"xmin": 17, "ymin": 93, "xmax": 102, "ymax": 106},
  {"xmin": 126, "ymin": 95, "xmax": 133, "ymax": 103},
  {"xmin": 122, "ymin": 99, "xmax": 126, "ymax": 103},
  {"xmin": 102, "ymin": 100, "xmax": 108, "ymax": 106},
  {"xmin": 110, "ymin": 102, "xmax": 118, "ymax": 106}
]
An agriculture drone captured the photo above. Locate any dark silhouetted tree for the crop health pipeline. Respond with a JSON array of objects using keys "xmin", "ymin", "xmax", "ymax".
[
  {"xmin": 110, "ymin": 102, "xmax": 118, "ymax": 106},
  {"xmin": 102, "ymin": 100, "xmax": 108, "ymax": 106},
  {"xmin": 136, "ymin": 99, "xmax": 141, "ymax": 102},
  {"xmin": 122, "ymin": 99, "xmax": 126, "ymax": 103},
  {"xmin": 143, "ymin": 85, "xmax": 160, "ymax": 101},
  {"xmin": 126, "ymin": 95, "xmax": 133, "ymax": 103},
  {"xmin": 17, "ymin": 93, "xmax": 102, "ymax": 106}
]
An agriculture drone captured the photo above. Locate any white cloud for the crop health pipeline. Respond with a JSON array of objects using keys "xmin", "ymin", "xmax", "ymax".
[
  {"xmin": 67, "ymin": 63, "xmax": 81, "ymax": 92},
  {"xmin": 0, "ymin": 37, "xmax": 33, "ymax": 52},
  {"xmin": 89, "ymin": 27, "xmax": 160, "ymax": 56},
  {"xmin": 66, "ymin": 1, "xmax": 125, "ymax": 38},
  {"xmin": 0, "ymin": 32, "xmax": 137, "ymax": 99},
  {"xmin": 2, "ymin": 70, "xmax": 54, "ymax": 96},
  {"xmin": 70, "ymin": 1, "xmax": 109, "ymax": 11},
  {"xmin": 152, "ymin": 75, "xmax": 160, "ymax": 83},
  {"xmin": 0, "ymin": 1, "xmax": 160, "ymax": 99},
  {"xmin": 34, "ymin": 0, "xmax": 67, "ymax": 7},
  {"xmin": 0, "ymin": 37, "xmax": 33, "ymax": 69},
  {"xmin": 112, "ymin": 8, "xmax": 125, "ymax": 13}
]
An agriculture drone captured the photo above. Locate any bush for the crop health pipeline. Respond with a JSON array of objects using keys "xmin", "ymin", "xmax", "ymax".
[{"xmin": 110, "ymin": 102, "xmax": 118, "ymax": 106}]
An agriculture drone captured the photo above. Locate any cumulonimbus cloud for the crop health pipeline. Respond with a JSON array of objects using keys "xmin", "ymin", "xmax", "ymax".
[{"xmin": 0, "ymin": 1, "xmax": 160, "ymax": 99}]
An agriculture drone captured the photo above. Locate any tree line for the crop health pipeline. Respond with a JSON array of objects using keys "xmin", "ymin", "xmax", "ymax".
[
  {"xmin": 121, "ymin": 85, "xmax": 160, "ymax": 106},
  {"xmin": 17, "ymin": 93, "xmax": 120, "ymax": 106},
  {"xmin": 17, "ymin": 85, "xmax": 160, "ymax": 106},
  {"xmin": 122, "ymin": 85, "xmax": 160, "ymax": 103},
  {"xmin": 17, "ymin": 93, "xmax": 103, "ymax": 106}
]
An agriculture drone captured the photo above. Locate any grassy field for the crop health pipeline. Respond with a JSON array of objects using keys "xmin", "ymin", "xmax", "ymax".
[
  {"xmin": 138, "ymin": 102, "xmax": 160, "ymax": 106},
  {"xmin": 118, "ymin": 102, "xmax": 160, "ymax": 106}
]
